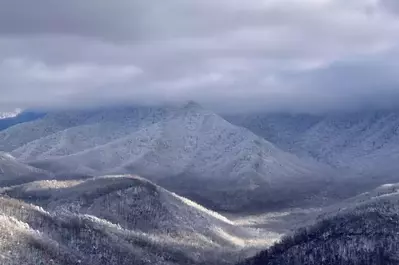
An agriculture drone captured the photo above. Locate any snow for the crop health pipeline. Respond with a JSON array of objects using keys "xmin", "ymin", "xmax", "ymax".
[
  {"xmin": 0, "ymin": 103, "xmax": 330, "ymax": 211},
  {"xmin": 2, "ymin": 104, "xmax": 399, "ymax": 264},
  {"xmin": 0, "ymin": 175, "xmax": 272, "ymax": 264},
  {"xmin": 0, "ymin": 109, "xmax": 22, "ymax": 120},
  {"xmin": 39, "ymin": 174, "xmax": 263, "ymax": 246},
  {"xmin": 0, "ymin": 152, "xmax": 53, "ymax": 186},
  {"xmin": 228, "ymin": 110, "xmax": 399, "ymax": 175}
]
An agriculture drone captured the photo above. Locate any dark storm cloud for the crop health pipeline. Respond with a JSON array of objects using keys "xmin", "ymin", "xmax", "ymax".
[{"xmin": 1, "ymin": 0, "xmax": 399, "ymax": 113}]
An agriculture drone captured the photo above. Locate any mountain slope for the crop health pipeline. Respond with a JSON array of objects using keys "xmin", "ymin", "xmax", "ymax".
[
  {"xmin": 0, "ymin": 106, "xmax": 173, "ymax": 152},
  {"xmin": 0, "ymin": 111, "xmax": 44, "ymax": 131},
  {"xmin": 0, "ymin": 175, "xmax": 268, "ymax": 265},
  {"xmin": 5, "ymin": 175, "xmax": 249, "ymax": 242},
  {"xmin": 227, "ymin": 110, "xmax": 399, "ymax": 176},
  {"xmin": 0, "ymin": 197, "xmax": 204, "ymax": 265},
  {"xmin": 0, "ymin": 104, "xmax": 333, "ymax": 211},
  {"xmin": 238, "ymin": 183, "xmax": 399, "ymax": 265},
  {"xmin": 0, "ymin": 152, "xmax": 53, "ymax": 187}
]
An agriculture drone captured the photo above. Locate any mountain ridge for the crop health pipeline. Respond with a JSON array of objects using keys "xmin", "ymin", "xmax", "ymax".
[
  {"xmin": 0, "ymin": 103, "xmax": 333, "ymax": 211},
  {"xmin": 0, "ymin": 152, "xmax": 53, "ymax": 187},
  {"xmin": 226, "ymin": 110, "xmax": 399, "ymax": 175},
  {"xmin": 0, "ymin": 174, "xmax": 269, "ymax": 265}
]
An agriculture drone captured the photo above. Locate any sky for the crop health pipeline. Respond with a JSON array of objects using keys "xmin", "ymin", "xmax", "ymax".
[{"xmin": 1, "ymin": 0, "xmax": 399, "ymax": 113}]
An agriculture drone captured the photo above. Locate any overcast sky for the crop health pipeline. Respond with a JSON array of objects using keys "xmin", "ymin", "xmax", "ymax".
[{"xmin": 1, "ymin": 0, "xmax": 399, "ymax": 113}]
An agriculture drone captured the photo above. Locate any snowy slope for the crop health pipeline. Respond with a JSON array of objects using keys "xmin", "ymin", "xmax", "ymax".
[
  {"xmin": 227, "ymin": 110, "xmax": 399, "ymax": 175},
  {"xmin": 225, "ymin": 113, "xmax": 322, "ymax": 155},
  {"xmin": 0, "ymin": 103, "xmax": 332, "ymax": 211},
  {"xmin": 0, "ymin": 111, "xmax": 45, "ymax": 131},
  {"xmin": 0, "ymin": 152, "xmax": 53, "ymax": 187},
  {"xmin": 318, "ymin": 181, "xmax": 399, "ymax": 221},
  {"xmin": 3, "ymin": 175, "xmax": 257, "ymax": 246},
  {"xmin": 0, "ymin": 106, "xmax": 173, "ymax": 152},
  {"xmin": 239, "ymin": 198, "xmax": 399, "ymax": 265},
  {"xmin": 238, "ymin": 180, "xmax": 399, "ymax": 265},
  {"xmin": 0, "ymin": 109, "xmax": 21, "ymax": 119},
  {"xmin": 0, "ymin": 175, "xmax": 269, "ymax": 265},
  {"xmin": 0, "ymin": 197, "xmax": 228, "ymax": 265}
]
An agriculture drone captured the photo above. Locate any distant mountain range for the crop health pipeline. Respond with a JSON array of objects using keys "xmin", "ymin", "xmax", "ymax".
[
  {"xmin": 0, "ymin": 111, "xmax": 44, "ymax": 131},
  {"xmin": 227, "ymin": 110, "xmax": 399, "ymax": 176},
  {"xmin": 3, "ymin": 103, "xmax": 399, "ymax": 264},
  {"xmin": 0, "ymin": 103, "xmax": 332, "ymax": 211}
]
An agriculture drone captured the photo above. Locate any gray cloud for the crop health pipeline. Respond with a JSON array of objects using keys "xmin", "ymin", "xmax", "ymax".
[
  {"xmin": 380, "ymin": 0, "xmax": 399, "ymax": 14},
  {"xmin": 1, "ymin": 0, "xmax": 399, "ymax": 113}
]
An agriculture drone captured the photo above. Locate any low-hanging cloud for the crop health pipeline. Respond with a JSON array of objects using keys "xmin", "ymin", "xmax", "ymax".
[{"xmin": 1, "ymin": 0, "xmax": 399, "ymax": 113}]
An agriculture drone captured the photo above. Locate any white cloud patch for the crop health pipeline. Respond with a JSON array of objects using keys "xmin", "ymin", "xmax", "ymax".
[{"xmin": 1, "ymin": 0, "xmax": 399, "ymax": 112}]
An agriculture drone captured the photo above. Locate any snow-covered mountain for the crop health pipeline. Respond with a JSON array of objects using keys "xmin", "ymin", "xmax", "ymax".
[
  {"xmin": 5, "ymin": 175, "xmax": 241, "ymax": 236},
  {"xmin": 227, "ymin": 110, "xmax": 399, "ymax": 176},
  {"xmin": 0, "ymin": 175, "xmax": 266, "ymax": 265},
  {"xmin": 0, "ymin": 111, "xmax": 45, "ymax": 131},
  {"xmin": 0, "ymin": 109, "xmax": 22, "ymax": 119},
  {"xmin": 0, "ymin": 106, "xmax": 173, "ymax": 152},
  {"xmin": 0, "ymin": 103, "xmax": 332, "ymax": 211},
  {"xmin": 0, "ymin": 152, "xmax": 53, "ymax": 187}
]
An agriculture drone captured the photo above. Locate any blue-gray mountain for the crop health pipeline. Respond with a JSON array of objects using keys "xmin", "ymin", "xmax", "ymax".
[
  {"xmin": 0, "ymin": 111, "xmax": 45, "ymax": 131},
  {"xmin": 0, "ymin": 103, "xmax": 334, "ymax": 212},
  {"xmin": 227, "ymin": 110, "xmax": 399, "ymax": 176},
  {"xmin": 1, "ymin": 104, "xmax": 399, "ymax": 265}
]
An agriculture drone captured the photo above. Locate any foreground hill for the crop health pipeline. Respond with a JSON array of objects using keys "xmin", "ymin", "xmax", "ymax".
[
  {"xmin": 238, "ymin": 183, "xmax": 399, "ymax": 265},
  {"xmin": 0, "ymin": 103, "xmax": 332, "ymax": 211},
  {"xmin": 0, "ymin": 175, "xmax": 267, "ymax": 265},
  {"xmin": 0, "ymin": 197, "xmax": 205, "ymax": 265},
  {"xmin": 3, "ymin": 175, "xmax": 253, "ymax": 243},
  {"xmin": 0, "ymin": 152, "xmax": 53, "ymax": 187}
]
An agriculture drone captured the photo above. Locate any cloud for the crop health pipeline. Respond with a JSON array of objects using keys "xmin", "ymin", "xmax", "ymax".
[
  {"xmin": 1, "ymin": 0, "xmax": 399, "ymax": 113},
  {"xmin": 380, "ymin": 0, "xmax": 399, "ymax": 14}
]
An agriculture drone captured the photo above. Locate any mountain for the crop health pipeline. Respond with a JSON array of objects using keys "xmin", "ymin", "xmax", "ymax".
[
  {"xmin": 227, "ymin": 110, "xmax": 399, "ymax": 176},
  {"xmin": 0, "ymin": 109, "xmax": 22, "ymax": 119},
  {"xmin": 238, "ymin": 182, "xmax": 399, "ymax": 265},
  {"xmin": 0, "ymin": 111, "xmax": 44, "ymax": 131},
  {"xmin": 0, "ymin": 175, "xmax": 266, "ymax": 265},
  {"xmin": 3, "ymin": 175, "xmax": 249, "ymax": 241},
  {"xmin": 0, "ymin": 106, "xmax": 172, "ymax": 152},
  {"xmin": 0, "ymin": 152, "xmax": 53, "ymax": 187},
  {"xmin": 0, "ymin": 103, "xmax": 332, "ymax": 211}
]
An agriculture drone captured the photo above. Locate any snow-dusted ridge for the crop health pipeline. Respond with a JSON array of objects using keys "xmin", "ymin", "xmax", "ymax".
[
  {"xmin": 5, "ymin": 174, "xmax": 245, "ymax": 239},
  {"xmin": 0, "ymin": 152, "xmax": 53, "ymax": 187},
  {"xmin": 0, "ymin": 174, "xmax": 271, "ymax": 265},
  {"xmin": 0, "ymin": 103, "xmax": 333, "ymax": 211},
  {"xmin": 0, "ymin": 109, "xmax": 22, "ymax": 119},
  {"xmin": 227, "ymin": 110, "xmax": 399, "ymax": 176}
]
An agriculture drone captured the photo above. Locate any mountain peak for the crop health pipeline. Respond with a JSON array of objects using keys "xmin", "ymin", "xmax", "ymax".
[{"xmin": 181, "ymin": 100, "xmax": 203, "ymax": 110}]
